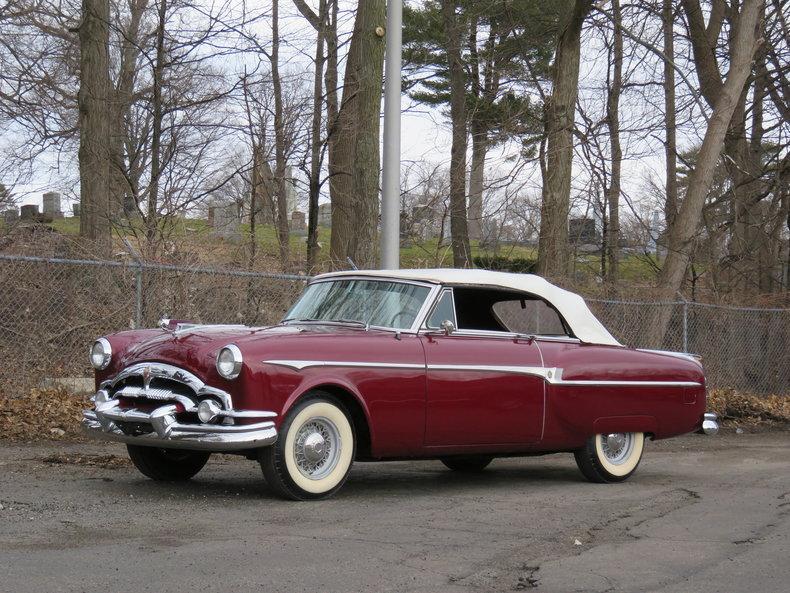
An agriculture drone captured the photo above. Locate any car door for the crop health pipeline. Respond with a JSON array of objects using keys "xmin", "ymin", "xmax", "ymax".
[{"xmin": 420, "ymin": 288, "xmax": 547, "ymax": 447}]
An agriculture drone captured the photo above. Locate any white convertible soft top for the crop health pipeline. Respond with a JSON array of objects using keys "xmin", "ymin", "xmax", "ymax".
[{"xmin": 315, "ymin": 268, "xmax": 623, "ymax": 347}]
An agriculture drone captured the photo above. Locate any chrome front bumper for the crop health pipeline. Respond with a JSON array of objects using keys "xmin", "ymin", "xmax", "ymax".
[
  {"xmin": 82, "ymin": 399, "xmax": 278, "ymax": 451},
  {"xmin": 701, "ymin": 412, "xmax": 719, "ymax": 435}
]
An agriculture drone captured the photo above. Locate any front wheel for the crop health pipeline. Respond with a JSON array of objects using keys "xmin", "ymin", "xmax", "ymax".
[
  {"xmin": 574, "ymin": 432, "xmax": 645, "ymax": 483},
  {"xmin": 126, "ymin": 445, "xmax": 210, "ymax": 481},
  {"xmin": 259, "ymin": 393, "xmax": 355, "ymax": 500}
]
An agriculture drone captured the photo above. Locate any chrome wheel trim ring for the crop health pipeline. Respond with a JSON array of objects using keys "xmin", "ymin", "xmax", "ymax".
[
  {"xmin": 292, "ymin": 416, "xmax": 342, "ymax": 480},
  {"xmin": 600, "ymin": 432, "xmax": 634, "ymax": 465}
]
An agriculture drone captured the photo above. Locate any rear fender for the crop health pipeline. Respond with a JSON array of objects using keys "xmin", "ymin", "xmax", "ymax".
[{"xmin": 593, "ymin": 415, "xmax": 658, "ymax": 437}]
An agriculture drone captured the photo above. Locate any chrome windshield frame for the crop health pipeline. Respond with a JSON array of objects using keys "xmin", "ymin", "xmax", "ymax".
[{"xmin": 284, "ymin": 276, "xmax": 442, "ymax": 334}]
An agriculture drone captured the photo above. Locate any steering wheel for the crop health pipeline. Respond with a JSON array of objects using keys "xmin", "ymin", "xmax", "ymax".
[{"xmin": 388, "ymin": 310, "xmax": 414, "ymax": 328}]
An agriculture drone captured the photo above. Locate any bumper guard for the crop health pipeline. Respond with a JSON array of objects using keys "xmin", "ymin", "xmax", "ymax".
[{"xmin": 82, "ymin": 398, "xmax": 278, "ymax": 451}]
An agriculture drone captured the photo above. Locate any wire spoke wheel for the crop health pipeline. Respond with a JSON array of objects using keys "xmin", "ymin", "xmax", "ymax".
[
  {"xmin": 574, "ymin": 431, "xmax": 645, "ymax": 483},
  {"xmin": 599, "ymin": 433, "xmax": 635, "ymax": 465},
  {"xmin": 292, "ymin": 417, "xmax": 341, "ymax": 480},
  {"xmin": 259, "ymin": 393, "xmax": 356, "ymax": 500}
]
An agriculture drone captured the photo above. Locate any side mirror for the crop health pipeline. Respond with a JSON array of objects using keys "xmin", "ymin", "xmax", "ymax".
[{"xmin": 441, "ymin": 319, "xmax": 455, "ymax": 336}]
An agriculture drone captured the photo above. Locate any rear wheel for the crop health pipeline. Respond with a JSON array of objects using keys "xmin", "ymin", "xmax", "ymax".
[
  {"xmin": 126, "ymin": 445, "xmax": 210, "ymax": 481},
  {"xmin": 259, "ymin": 393, "xmax": 355, "ymax": 500},
  {"xmin": 574, "ymin": 432, "xmax": 644, "ymax": 483},
  {"xmin": 440, "ymin": 455, "xmax": 494, "ymax": 473}
]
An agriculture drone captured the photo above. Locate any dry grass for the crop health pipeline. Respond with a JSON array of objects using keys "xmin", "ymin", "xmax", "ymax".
[
  {"xmin": 707, "ymin": 388, "xmax": 790, "ymax": 425},
  {"xmin": 0, "ymin": 387, "xmax": 90, "ymax": 441}
]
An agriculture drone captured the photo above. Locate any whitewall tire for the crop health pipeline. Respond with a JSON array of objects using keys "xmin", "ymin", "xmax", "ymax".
[
  {"xmin": 574, "ymin": 432, "xmax": 645, "ymax": 483},
  {"xmin": 260, "ymin": 393, "xmax": 355, "ymax": 500}
]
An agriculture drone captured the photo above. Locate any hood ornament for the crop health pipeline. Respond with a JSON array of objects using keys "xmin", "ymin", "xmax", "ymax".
[{"xmin": 142, "ymin": 366, "xmax": 152, "ymax": 391}]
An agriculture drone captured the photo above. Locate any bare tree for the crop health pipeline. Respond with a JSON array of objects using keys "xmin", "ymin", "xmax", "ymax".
[
  {"xmin": 662, "ymin": 0, "xmax": 678, "ymax": 229},
  {"xmin": 645, "ymin": 0, "xmax": 764, "ymax": 345},
  {"xmin": 603, "ymin": 0, "xmax": 623, "ymax": 281},
  {"xmin": 270, "ymin": 0, "xmax": 291, "ymax": 269},
  {"xmin": 537, "ymin": 0, "xmax": 593, "ymax": 277},
  {"xmin": 328, "ymin": 0, "xmax": 385, "ymax": 268},
  {"xmin": 442, "ymin": 0, "xmax": 471, "ymax": 268},
  {"xmin": 78, "ymin": 0, "xmax": 112, "ymax": 249}
]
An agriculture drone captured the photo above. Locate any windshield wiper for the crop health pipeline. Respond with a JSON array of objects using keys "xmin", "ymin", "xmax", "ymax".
[{"xmin": 282, "ymin": 318, "xmax": 369, "ymax": 329}]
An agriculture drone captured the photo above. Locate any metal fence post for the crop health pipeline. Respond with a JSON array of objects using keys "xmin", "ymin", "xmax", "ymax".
[
  {"xmin": 682, "ymin": 300, "xmax": 689, "ymax": 353},
  {"xmin": 134, "ymin": 263, "xmax": 143, "ymax": 329}
]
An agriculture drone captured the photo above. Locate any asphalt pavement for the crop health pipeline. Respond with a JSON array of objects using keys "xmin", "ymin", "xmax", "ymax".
[{"xmin": 1, "ymin": 429, "xmax": 788, "ymax": 593}]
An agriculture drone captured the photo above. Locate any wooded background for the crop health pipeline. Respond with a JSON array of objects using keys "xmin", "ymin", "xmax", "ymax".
[{"xmin": 1, "ymin": 0, "xmax": 788, "ymax": 348}]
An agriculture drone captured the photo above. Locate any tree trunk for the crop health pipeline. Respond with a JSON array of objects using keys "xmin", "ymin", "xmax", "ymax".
[
  {"xmin": 604, "ymin": 0, "xmax": 622, "ymax": 282},
  {"xmin": 537, "ymin": 0, "xmax": 592, "ymax": 278},
  {"xmin": 250, "ymin": 143, "xmax": 261, "ymax": 269},
  {"xmin": 662, "ymin": 0, "xmax": 679, "ymax": 229},
  {"xmin": 78, "ymin": 0, "xmax": 111, "ymax": 250},
  {"xmin": 468, "ymin": 123, "xmax": 486, "ymax": 243},
  {"xmin": 306, "ymin": 0, "xmax": 327, "ymax": 270},
  {"xmin": 328, "ymin": 2, "xmax": 362, "ymax": 266},
  {"xmin": 146, "ymin": 0, "xmax": 167, "ymax": 247},
  {"xmin": 111, "ymin": 0, "xmax": 148, "ymax": 219},
  {"xmin": 466, "ymin": 15, "xmax": 484, "ymax": 244},
  {"xmin": 442, "ymin": 0, "xmax": 471, "ymax": 268},
  {"xmin": 644, "ymin": 0, "xmax": 763, "ymax": 347},
  {"xmin": 271, "ymin": 0, "xmax": 290, "ymax": 270},
  {"xmin": 347, "ymin": 0, "xmax": 386, "ymax": 268}
]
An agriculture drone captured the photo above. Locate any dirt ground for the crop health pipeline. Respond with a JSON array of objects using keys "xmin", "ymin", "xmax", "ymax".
[{"xmin": 1, "ymin": 429, "xmax": 788, "ymax": 593}]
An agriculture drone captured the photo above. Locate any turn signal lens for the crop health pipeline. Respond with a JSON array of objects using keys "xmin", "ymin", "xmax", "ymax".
[{"xmin": 197, "ymin": 399, "xmax": 221, "ymax": 424}]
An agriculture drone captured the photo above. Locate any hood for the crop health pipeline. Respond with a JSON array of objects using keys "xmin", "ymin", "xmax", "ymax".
[{"xmin": 116, "ymin": 324, "xmax": 305, "ymax": 373}]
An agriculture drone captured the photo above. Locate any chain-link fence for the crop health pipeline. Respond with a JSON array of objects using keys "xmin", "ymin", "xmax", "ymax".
[
  {"xmin": 1, "ymin": 254, "xmax": 788, "ymax": 396},
  {"xmin": 587, "ymin": 299, "xmax": 790, "ymax": 395}
]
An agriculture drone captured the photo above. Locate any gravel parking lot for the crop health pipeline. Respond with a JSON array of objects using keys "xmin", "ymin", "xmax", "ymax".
[{"xmin": 1, "ymin": 429, "xmax": 788, "ymax": 593}]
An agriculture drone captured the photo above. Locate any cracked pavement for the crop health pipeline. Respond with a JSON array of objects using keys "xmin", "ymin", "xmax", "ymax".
[{"xmin": 1, "ymin": 429, "xmax": 788, "ymax": 593}]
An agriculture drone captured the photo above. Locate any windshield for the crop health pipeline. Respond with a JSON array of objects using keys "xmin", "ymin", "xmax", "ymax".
[{"xmin": 284, "ymin": 279, "xmax": 431, "ymax": 330}]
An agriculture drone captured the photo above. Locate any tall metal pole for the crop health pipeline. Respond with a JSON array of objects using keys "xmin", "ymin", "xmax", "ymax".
[{"xmin": 380, "ymin": 0, "xmax": 402, "ymax": 269}]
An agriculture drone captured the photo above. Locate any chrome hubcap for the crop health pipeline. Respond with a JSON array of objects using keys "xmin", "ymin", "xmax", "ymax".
[
  {"xmin": 601, "ymin": 432, "xmax": 633, "ymax": 465},
  {"xmin": 303, "ymin": 432, "xmax": 326, "ymax": 463},
  {"xmin": 293, "ymin": 418, "xmax": 340, "ymax": 479}
]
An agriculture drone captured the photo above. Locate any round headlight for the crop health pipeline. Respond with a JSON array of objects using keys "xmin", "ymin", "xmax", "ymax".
[
  {"xmin": 216, "ymin": 344, "xmax": 243, "ymax": 380},
  {"xmin": 90, "ymin": 338, "xmax": 112, "ymax": 370}
]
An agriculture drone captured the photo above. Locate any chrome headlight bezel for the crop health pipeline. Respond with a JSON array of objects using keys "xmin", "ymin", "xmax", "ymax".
[
  {"xmin": 90, "ymin": 338, "xmax": 112, "ymax": 370},
  {"xmin": 216, "ymin": 344, "xmax": 243, "ymax": 380}
]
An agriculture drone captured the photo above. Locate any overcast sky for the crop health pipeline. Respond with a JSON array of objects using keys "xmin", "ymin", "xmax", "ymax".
[{"xmin": 9, "ymin": 0, "xmax": 679, "ymax": 228}]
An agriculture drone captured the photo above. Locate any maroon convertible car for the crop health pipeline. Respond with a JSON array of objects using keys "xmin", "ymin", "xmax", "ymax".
[{"xmin": 83, "ymin": 269, "xmax": 718, "ymax": 499}]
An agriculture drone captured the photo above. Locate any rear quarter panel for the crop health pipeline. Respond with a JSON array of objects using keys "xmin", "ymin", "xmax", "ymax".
[{"xmin": 537, "ymin": 340, "xmax": 706, "ymax": 448}]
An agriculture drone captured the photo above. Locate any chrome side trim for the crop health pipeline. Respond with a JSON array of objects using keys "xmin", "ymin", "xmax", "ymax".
[
  {"xmin": 638, "ymin": 349, "xmax": 703, "ymax": 366},
  {"xmin": 553, "ymin": 379, "xmax": 702, "ymax": 387},
  {"xmin": 263, "ymin": 359, "xmax": 425, "ymax": 371},
  {"xmin": 262, "ymin": 359, "xmax": 703, "ymax": 387},
  {"xmin": 427, "ymin": 364, "xmax": 555, "ymax": 380},
  {"xmin": 550, "ymin": 368, "xmax": 701, "ymax": 386}
]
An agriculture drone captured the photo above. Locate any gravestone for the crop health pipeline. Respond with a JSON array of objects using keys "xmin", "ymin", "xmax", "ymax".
[
  {"xmin": 122, "ymin": 195, "xmax": 138, "ymax": 218},
  {"xmin": 211, "ymin": 202, "xmax": 241, "ymax": 240},
  {"xmin": 291, "ymin": 210, "xmax": 306, "ymax": 231},
  {"xmin": 2, "ymin": 208, "xmax": 18, "ymax": 224},
  {"xmin": 317, "ymin": 202, "xmax": 331, "ymax": 227},
  {"xmin": 20, "ymin": 204, "xmax": 39, "ymax": 220},
  {"xmin": 42, "ymin": 192, "xmax": 64, "ymax": 219}
]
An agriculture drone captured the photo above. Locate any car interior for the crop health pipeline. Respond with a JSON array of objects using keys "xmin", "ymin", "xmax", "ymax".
[{"xmin": 427, "ymin": 286, "xmax": 572, "ymax": 337}]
